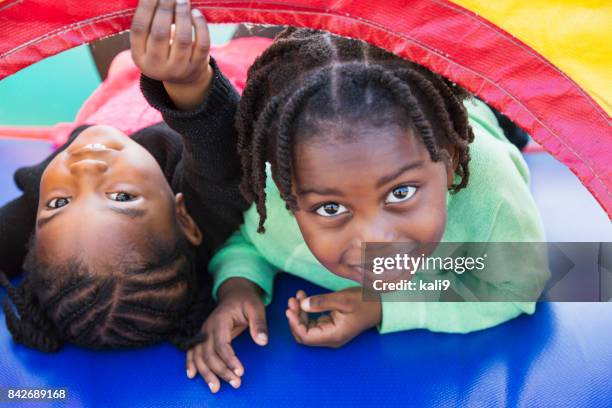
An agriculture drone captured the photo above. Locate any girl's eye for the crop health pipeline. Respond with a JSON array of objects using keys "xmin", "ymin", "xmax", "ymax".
[
  {"xmin": 385, "ymin": 185, "xmax": 417, "ymax": 204},
  {"xmin": 315, "ymin": 202, "xmax": 349, "ymax": 217},
  {"xmin": 46, "ymin": 197, "xmax": 71, "ymax": 209},
  {"xmin": 107, "ymin": 192, "xmax": 137, "ymax": 202}
]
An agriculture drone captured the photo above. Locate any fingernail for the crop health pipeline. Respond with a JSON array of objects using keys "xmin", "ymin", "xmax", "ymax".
[
  {"xmin": 258, "ymin": 333, "xmax": 268, "ymax": 344},
  {"xmin": 208, "ymin": 382, "xmax": 216, "ymax": 392},
  {"xmin": 230, "ymin": 380, "xmax": 239, "ymax": 389},
  {"xmin": 176, "ymin": 0, "xmax": 187, "ymax": 4},
  {"xmin": 301, "ymin": 298, "xmax": 310, "ymax": 310},
  {"xmin": 234, "ymin": 368, "xmax": 243, "ymax": 377},
  {"xmin": 192, "ymin": 9, "xmax": 202, "ymax": 17},
  {"xmin": 186, "ymin": 369, "xmax": 193, "ymax": 379}
]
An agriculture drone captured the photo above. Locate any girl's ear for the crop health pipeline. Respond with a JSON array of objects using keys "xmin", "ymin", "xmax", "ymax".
[
  {"xmin": 444, "ymin": 146, "xmax": 459, "ymax": 189},
  {"xmin": 174, "ymin": 193, "xmax": 203, "ymax": 246}
]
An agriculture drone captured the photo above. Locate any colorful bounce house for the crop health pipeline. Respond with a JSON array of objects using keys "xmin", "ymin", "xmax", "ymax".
[{"xmin": 0, "ymin": 0, "xmax": 610, "ymax": 406}]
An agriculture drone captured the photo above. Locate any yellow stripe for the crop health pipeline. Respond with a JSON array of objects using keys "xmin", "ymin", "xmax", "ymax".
[{"xmin": 454, "ymin": 0, "xmax": 611, "ymax": 115}]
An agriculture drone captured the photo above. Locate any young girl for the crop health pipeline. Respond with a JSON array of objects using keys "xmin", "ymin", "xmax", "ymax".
[
  {"xmin": 0, "ymin": 0, "xmax": 247, "ymax": 352},
  {"xmin": 186, "ymin": 28, "xmax": 548, "ymax": 392}
]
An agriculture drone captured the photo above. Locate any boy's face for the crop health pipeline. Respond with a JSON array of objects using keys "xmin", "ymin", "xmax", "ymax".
[
  {"xmin": 290, "ymin": 122, "xmax": 455, "ymax": 283},
  {"xmin": 35, "ymin": 125, "xmax": 181, "ymax": 266}
]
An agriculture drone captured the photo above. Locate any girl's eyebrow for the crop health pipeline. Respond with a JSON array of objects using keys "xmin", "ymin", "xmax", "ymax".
[
  {"xmin": 297, "ymin": 186, "xmax": 344, "ymax": 197},
  {"xmin": 375, "ymin": 160, "xmax": 424, "ymax": 188}
]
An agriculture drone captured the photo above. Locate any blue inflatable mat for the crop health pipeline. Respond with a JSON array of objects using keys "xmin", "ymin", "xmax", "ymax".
[{"xmin": 0, "ymin": 139, "xmax": 610, "ymax": 407}]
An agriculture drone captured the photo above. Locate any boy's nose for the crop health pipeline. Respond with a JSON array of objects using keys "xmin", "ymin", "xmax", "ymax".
[{"xmin": 69, "ymin": 159, "xmax": 109, "ymax": 175}]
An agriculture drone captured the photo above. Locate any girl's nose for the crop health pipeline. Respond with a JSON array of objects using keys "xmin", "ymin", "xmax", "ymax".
[{"xmin": 355, "ymin": 218, "xmax": 399, "ymax": 245}]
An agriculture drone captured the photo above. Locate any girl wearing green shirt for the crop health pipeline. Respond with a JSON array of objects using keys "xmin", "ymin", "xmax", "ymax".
[{"xmin": 186, "ymin": 28, "xmax": 547, "ymax": 393}]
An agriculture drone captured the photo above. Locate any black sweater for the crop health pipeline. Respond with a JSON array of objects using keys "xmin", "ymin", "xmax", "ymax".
[{"xmin": 0, "ymin": 59, "xmax": 248, "ymax": 278}]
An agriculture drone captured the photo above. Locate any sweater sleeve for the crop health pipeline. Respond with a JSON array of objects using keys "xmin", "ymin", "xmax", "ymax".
[
  {"xmin": 208, "ymin": 228, "xmax": 279, "ymax": 306},
  {"xmin": 140, "ymin": 58, "xmax": 249, "ymax": 253},
  {"xmin": 379, "ymin": 200, "xmax": 549, "ymax": 334},
  {"xmin": 0, "ymin": 196, "xmax": 36, "ymax": 277}
]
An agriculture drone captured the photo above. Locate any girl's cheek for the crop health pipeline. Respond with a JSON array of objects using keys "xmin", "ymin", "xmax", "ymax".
[
  {"xmin": 296, "ymin": 217, "xmax": 347, "ymax": 265},
  {"xmin": 395, "ymin": 192, "xmax": 447, "ymax": 242}
]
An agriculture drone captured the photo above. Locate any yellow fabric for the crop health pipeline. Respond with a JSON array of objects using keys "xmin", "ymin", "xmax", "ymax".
[{"xmin": 454, "ymin": 0, "xmax": 611, "ymax": 115}]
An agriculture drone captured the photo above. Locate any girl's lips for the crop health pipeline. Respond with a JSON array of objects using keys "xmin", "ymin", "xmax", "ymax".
[{"xmin": 70, "ymin": 143, "xmax": 117, "ymax": 155}]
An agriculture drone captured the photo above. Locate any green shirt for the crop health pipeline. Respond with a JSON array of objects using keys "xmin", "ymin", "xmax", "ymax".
[{"xmin": 209, "ymin": 99, "xmax": 548, "ymax": 334}]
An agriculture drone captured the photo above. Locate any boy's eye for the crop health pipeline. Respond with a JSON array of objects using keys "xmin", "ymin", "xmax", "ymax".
[
  {"xmin": 107, "ymin": 192, "xmax": 137, "ymax": 202},
  {"xmin": 385, "ymin": 185, "xmax": 417, "ymax": 204},
  {"xmin": 315, "ymin": 202, "xmax": 349, "ymax": 217},
  {"xmin": 46, "ymin": 197, "xmax": 71, "ymax": 209}
]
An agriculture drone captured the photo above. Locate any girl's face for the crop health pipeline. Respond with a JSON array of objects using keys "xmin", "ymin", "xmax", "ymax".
[
  {"xmin": 36, "ymin": 125, "xmax": 201, "ymax": 266},
  {"xmin": 290, "ymin": 122, "xmax": 455, "ymax": 283}
]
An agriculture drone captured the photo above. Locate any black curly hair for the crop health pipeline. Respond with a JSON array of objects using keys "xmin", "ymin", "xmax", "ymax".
[
  {"xmin": 236, "ymin": 28, "xmax": 475, "ymax": 233},
  {"xmin": 0, "ymin": 233, "xmax": 212, "ymax": 352}
]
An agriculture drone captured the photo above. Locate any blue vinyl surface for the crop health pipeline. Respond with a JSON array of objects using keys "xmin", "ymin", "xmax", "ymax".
[{"xmin": 0, "ymin": 139, "xmax": 611, "ymax": 407}]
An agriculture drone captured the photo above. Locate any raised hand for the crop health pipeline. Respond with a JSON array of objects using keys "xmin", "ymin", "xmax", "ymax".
[{"xmin": 130, "ymin": 0, "xmax": 213, "ymax": 110}]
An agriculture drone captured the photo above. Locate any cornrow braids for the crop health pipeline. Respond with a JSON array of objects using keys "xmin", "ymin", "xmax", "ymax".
[
  {"xmin": 236, "ymin": 28, "xmax": 475, "ymax": 232},
  {"xmin": 0, "ymin": 234, "xmax": 213, "ymax": 352}
]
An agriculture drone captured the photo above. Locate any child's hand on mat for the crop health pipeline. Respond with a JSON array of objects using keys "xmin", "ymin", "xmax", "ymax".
[
  {"xmin": 286, "ymin": 288, "xmax": 381, "ymax": 348},
  {"xmin": 186, "ymin": 278, "xmax": 268, "ymax": 393},
  {"xmin": 131, "ymin": 0, "xmax": 214, "ymax": 111}
]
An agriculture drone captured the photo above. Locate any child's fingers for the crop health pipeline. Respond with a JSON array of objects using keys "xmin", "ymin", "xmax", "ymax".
[
  {"xmin": 301, "ymin": 292, "xmax": 353, "ymax": 313},
  {"xmin": 194, "ymin": 349, "xmax": 220, "ymax": 393},
  {"xmin": 244, "ymin": 301, "xmax": 269, "ymax": 346},
  {"xmin": 300, "ymin": 320, "xmax": 339, "ymax": 347},
  {"xmin": 130, "ymin": 0, "xmax": 158, "ymax": 57},
  {"xmin": 169, "ymin": 0, "xmax": 193, "ymax": 63},
  {"xmin": 285, "ymin": 308, "xmax": 308, "ymax": 343},
  {"xmin": 295, "ymin": 290, "xmax": 309, "ymax": 325},
  {"xmin": 186, "ymin": 349, "xmax": 197, "ymax": 379},
  {"xmin": 287, "ymin": 296, "xmax": 300, "ymax": 312},
  {"xmin": 203, "ymin": 342, "xmax": 242, "ymax": 389},
  {"xmin": 212, "ymin": 328, "xmax": 245, "ymax": 377},
  {"xmin": 287, "ymin": 308, "xmax": 340, "ymax": 347},
  {"xmin": 146, "ymin": 0, "xmax": 175, "ymax": 61},
  {"xmin": 190, "ymin": 8, "xmax": 210, "ymax": 64}
]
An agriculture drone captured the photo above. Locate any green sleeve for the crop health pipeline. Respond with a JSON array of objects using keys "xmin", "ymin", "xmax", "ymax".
[
  {"xmin": 379, "ymin": 199, "xmax": 548, "ymax": 334},
  {"xmin": 208, "ymin": 228, "xmax": 278, "ymax": 305}
]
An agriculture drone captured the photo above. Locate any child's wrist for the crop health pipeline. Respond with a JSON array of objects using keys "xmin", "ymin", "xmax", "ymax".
[
  {"xmin": 218, "ymin": 277, "xmax": 263, "ymax": 301},
  {"xmin": 162, "ymin": 61, "xmax": 214, "ymax": 111}
]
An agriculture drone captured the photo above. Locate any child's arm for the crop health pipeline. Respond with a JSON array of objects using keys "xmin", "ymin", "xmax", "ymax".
[
  {"xmin": 131, "ymin": 0, "xmax": 248, "ymax": 252},
  {"xmin": 208, "ymin": 229, "xmax": 279, "ymax": 305},
  {"xmin": 186, "ymin": 228, "xmax": 279, "ymax": 392}
]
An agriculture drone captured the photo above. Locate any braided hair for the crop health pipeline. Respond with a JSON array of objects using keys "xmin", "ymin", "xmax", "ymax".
[
  {"xmin": 237, "ymin": 28, "xmax": 475, "ymax": 233},
  {"xmin": 0, "ymin": 234, "xmax": 212, "ymax": 352}
]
